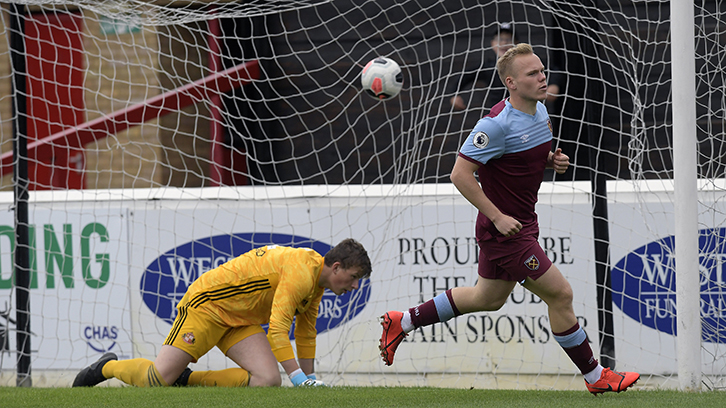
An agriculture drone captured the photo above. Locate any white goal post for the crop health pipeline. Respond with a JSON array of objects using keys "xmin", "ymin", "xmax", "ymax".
[
  {"xmin": 1, "ymin": 0, "xmax": 725, "ymax": 391},
  {"xmin": 671, "ymin": 0, "xmax": 700, "ymax": 392}
]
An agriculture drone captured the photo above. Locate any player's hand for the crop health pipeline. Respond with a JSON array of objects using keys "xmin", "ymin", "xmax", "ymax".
[
  {"xmin": 494, "ymin": 214, "xmax": 522, "ymax": 237},
  {"xmin": 300, "ymin": 378, "xmax": 328, "ymax": 387},
  {"xmin": 450, "ymin": 95, "xmax": 466, "ymax": 111},
  {"xmin": 549, "ymin": 148, "xmax": 570, "ymax": 174}
]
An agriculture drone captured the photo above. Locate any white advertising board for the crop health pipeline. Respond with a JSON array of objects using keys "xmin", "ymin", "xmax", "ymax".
[
  {"xmin": 0, "ymin": 203, "xmax": 132, "ymax": 369},
  {"xmin": 1, "ymin": 182, "xmax": 724, "ymax": 381}
]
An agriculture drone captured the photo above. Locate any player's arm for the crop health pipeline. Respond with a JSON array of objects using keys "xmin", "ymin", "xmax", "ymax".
[
  {"xmin": 267, "ymin": 280, "xmax": 307, "ymax": 380},
  {"xmin": 278, "ymin": 323, "xmax": 319, "ymax": 385},
  {"xmin": 450, "ymin": 155, "xmax": 522, "ymax": 237},
  {"xmin": 292, "ymin": 290, "xmax": 322, "ymax": 376},
  {"xmin": 279, "ymin": 357, "xmax": 322, "ymax": 386},
  {"xmin": 268, "ymin": 261, "xmax": 323, "ymax": 386},
  {"xmin": 298, "ymin": 358, "xmax": 314, "ymax": 376},
  {"xmin": 279, "ymin": 358, "xmax": 302, "ymax": 377}
]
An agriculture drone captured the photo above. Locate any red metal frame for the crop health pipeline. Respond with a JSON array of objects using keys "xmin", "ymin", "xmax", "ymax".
[
  {"xmin": 1, "ymin": 59, "xmax": 260, "ymax": 184},
  {"xmin": 25, "ymin": 12, "xmax": 86, "ymax": 190}
]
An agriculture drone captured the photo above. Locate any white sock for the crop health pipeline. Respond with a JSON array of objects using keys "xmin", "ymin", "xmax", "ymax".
[
  {"xmin": 583, "ymin": 364, "xmax": 604, "ymax": 384},
  {"xmin": 400, "ymin": 311, "xmax": 414, "ymax": 333}
]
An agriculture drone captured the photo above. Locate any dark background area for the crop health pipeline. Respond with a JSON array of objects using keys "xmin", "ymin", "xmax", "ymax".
[{"xmin": 202, "ymin": 0, "xmax": 724, "ymax": 186}]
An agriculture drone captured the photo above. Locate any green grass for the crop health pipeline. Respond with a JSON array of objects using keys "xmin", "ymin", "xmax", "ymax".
[{"xmin": 1, "ymin": 386, "xmax": 724, "ymax": 408}]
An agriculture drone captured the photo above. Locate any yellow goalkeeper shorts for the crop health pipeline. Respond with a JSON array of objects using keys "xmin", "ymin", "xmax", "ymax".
[{"xmin": 164, "ymin": 305, "xmax": 265, "ymax": 362}]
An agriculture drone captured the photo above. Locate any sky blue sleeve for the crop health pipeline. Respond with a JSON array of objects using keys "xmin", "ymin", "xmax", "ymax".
[{"xmin": 458, "ymin": 118, "xmax": 505, "ymax": 165}]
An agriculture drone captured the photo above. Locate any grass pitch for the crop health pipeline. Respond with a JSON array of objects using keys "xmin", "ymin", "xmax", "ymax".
[{"xmin": 1, "ymin": 386, "xmax": 725, "ymax": 408}]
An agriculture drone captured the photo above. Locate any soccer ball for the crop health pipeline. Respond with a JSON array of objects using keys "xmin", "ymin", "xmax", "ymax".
[{"xmin": 360, "ymin": 57, "xmax": 403, "ymax": 100}]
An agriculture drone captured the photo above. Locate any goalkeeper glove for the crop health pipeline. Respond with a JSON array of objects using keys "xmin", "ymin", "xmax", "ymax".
[
  {"xmin": 301, "ymin": 378, "xmax": 327, "ymax": 387},
  {"xmin": 289, "ymin": 369, "xmax": 327, "ymax": 386}
]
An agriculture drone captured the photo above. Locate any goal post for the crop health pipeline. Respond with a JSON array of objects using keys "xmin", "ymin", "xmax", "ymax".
[
  {"xmin": 671, "ymin": 0, "xmax": 700, "ymax": 391},
  {"xmin": 1, "ymin": 0, "xmax": 725, "ymax": 390},
  {"xmin": 7, "ymin": 1, "xmax": 31, "ymax": 388}
]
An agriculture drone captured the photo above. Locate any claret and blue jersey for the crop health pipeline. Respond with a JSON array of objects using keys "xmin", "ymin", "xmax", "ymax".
[{"xmin": 458, "ymin": 99, "xmax": 554, "ymax": 241}]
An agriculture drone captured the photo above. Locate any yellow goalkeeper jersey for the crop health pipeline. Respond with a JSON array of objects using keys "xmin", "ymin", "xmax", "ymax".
[{"xmin": 178, "ymin": 245, "xmax": 325, "ymax": 362}]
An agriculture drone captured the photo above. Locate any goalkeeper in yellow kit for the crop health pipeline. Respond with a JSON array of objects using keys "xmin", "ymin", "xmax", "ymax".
[{"xmin": 73, "ymin": 238, "xmax": 371, "ymax": 388}]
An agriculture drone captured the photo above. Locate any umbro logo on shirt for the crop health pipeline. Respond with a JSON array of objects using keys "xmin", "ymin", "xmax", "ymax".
[{"xmin": 520, "ymin": 134, "xmax": 530, "ymax": 143}]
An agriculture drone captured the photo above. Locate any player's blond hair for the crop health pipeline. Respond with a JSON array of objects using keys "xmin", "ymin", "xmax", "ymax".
[{"xmin": 496, "ymin": 42, "xmax": 534, "ymax": 85}]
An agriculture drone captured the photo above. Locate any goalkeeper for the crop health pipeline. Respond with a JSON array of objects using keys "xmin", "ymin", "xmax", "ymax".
[{"xmin": 73, "ymin": 238, "xmax": 371, "ymax": 388}]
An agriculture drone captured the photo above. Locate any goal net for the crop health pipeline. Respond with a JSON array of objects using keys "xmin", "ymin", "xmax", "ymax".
[{"xmin": 0, "ymin": 0, "xmax": 724, "ymax": 390}]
